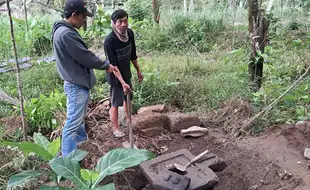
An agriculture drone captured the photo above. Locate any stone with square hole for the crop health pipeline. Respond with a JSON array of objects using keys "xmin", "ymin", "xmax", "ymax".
[{"xmin": 140, "ymin": 149, "xmax": 225, "ymax": 190}]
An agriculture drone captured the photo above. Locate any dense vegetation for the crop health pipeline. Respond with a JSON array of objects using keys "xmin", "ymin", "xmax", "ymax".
[{"xmin": 1, "ymin": 0, "xmax": 310, "ymax": 188}]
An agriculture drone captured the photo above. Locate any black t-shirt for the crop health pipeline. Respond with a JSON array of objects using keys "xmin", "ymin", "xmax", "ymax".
[{"xmin": 104, "ymin": 28, "xmax": 137, "ymax": 87}]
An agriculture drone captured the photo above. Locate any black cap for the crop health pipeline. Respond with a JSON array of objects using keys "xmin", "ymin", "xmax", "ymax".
[{"xmin": 64, "ymin": 0, "xmax": 94, "ymax": 17}]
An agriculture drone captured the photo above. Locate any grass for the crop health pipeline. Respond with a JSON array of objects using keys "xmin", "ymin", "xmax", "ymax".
[{"xmin": 0, "ymin": 47, "xmax": 251, "ymax": 116}]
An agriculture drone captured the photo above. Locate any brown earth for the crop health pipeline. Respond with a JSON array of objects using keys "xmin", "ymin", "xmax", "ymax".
[
  {"xmin": 2, "ymin": 99, "xmax": 310, "ymax": 190},
  {"xmin": 76, "ymin": 99, "xmax": 310, "ymax": 190}
]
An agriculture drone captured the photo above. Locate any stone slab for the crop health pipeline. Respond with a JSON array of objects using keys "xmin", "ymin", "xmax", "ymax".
[{"xmin": 140, "ymin": 149, "xmax": 220, "ymax": 190}]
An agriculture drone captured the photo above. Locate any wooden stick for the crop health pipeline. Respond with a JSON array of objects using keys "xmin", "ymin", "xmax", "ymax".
[
  {"xmin": 6, "ymin": 0, "xmax": 28, "ymax": 140},
  {"xmin": 240, "ymin": 62, "xmax": 310, "ymax": 132},
  {"xmin": 126, "ymin": 93, "xmax": 134, "ymax": 148}
]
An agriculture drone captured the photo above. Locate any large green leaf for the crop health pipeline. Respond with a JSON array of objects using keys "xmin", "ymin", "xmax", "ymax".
[
  {"xmin": 65, "ymin": 149, "xmax": 88, "ymax": 163},
  {"xmin": 47, "ymin": 137, "xmax": 60, "ymax": 157},
  {"xmin": 40, "ymin": 186, "xmax": 71, "ymax": 190},
  {"xmin": 91, "ymin": 148, "xmax": 155, "ymax": 188},
  {"xmin": 80, "ymin": 169, "xmax": 99, "ymax": 182},
  {"xmin": 0, "ymin": 141, "xmax": 53, "ymax": 160},
  {"xmin": 8, "ymin": 170, "xmax": 42, "ymax": 189},
  {"xmin": 49, "ymin": 157, "xmax": 88, "ymax": 189},
  {"xmin": 33, "ymin": 132, "xmax": 50, "ymax": 150},
  {"xmin": 92, "ymin": 183, "xmax": 115, "ymax": 190}
]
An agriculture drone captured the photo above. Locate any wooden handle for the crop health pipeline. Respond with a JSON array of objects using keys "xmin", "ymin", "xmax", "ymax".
[
  {"xmin": 189, "ymin": 150, "xmax": 209, "ymax": 165},
  {"xmin": 126, "ymin": 93, "xmax": 133, "ymax": 148}
]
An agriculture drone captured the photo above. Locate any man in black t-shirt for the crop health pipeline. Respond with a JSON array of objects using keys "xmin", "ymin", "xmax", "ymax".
[{"xmin": 104, "ymin": 9, "xmax": 143, "ymax": 138}]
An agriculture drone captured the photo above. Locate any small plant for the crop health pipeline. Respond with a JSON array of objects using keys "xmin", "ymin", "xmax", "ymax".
[
  {"xmin": 83, "ymin": 5, "xmax": 111, "ymax": 42},
  {"xmin": 0, "ymin": 133, "xmax": 155, "ymax": 189},
  {"xmin": 24, "ymin": 89, "xmax": 66, "ymax": 131}
]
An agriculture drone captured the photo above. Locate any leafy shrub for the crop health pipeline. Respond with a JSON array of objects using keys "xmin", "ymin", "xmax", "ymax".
[
  {"xmin": 24, "ymin": 89, "xmax": 66, "ymax": 131},
  {"xmin": 0, "ymin": 16, "xmax": 53, "ymax": 58},
  {"xmin": 0, "ymin": 132, "xmax": 155, "ymax": 190},
  {"xmin": 137, "ymin": 14, "xmax": 225, "ymax": 52},
  {"xmin": 125, "ymin": 0, "xmax": 152, "ymax": 21}
]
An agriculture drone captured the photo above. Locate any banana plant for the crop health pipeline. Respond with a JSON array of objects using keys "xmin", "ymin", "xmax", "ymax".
[{"xmin": 1, "ymin": 132, "xmax": 155, "ymax": 189}]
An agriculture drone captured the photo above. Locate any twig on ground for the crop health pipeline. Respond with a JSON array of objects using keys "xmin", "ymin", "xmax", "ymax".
[{"xmin": 121, "ymin": 173, "xmax": 132, "ymax": 190}]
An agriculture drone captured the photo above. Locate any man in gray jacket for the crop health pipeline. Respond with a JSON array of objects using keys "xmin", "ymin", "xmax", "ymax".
[{"xmin": 52, "ymin": 0, "xmax": 129, "ymax": 156}]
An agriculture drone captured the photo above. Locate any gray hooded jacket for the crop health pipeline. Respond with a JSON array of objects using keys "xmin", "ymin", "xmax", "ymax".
[{"xmin": 52, "ymin": 20, "xmax": 109, "ymax": 89}]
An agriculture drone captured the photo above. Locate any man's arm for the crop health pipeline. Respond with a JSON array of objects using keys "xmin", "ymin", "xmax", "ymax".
[
  {"xmin": 130, "ymin": 29, "xmax": 143, "ymax": 82},
  {"xmin": 131, "ymin": 59, "xmax": 140, "ymax": 72},
  {"xmin": 59, "ymin": 31, "xmax": 110, "ymax": 70}
]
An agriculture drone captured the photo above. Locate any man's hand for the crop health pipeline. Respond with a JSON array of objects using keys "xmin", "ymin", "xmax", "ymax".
[
  {"xmin": 122, "ymin": 83, "xmax": 132, "ymax": 94},
  {"xmin": 106, "ymin": 64, "xmax": 115, "ymax": 73},
  {"xmin": 137, "ymin": 70, "xmax": 143, "ymax": 83}
]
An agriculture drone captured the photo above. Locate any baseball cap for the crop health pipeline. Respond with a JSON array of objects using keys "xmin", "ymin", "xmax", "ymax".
[{"xmin": 64, "ymin": 0, "xmax": 94, "ymax": 17}]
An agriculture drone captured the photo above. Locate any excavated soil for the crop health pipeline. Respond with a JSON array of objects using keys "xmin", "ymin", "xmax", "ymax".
[
  {"xmin": 2, "ymin": 98, "xmax": 310, "ymax": 190},
  {"xmin": 76, "ymin": 99, "xmax": 310, "ymax": 190}
]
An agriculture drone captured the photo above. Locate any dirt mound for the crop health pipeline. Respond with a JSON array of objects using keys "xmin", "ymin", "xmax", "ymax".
[
  {"xmin": 238, "ymin": 124, "xmax": 310, "ymax": 189},
  {"xmin": 203, "ymin": 98, "xmax": 253, "ymax": 136},
  {"xmin": 0, "ymin": 99, "xmax": 304, "ymax": 189},
  {"xmin": 75, "ymin": 98, "xmax": 310, "ymax": 190},
  {"xmin": 0, "ymin": 116, "xmax": 22, "ymax": 139}
]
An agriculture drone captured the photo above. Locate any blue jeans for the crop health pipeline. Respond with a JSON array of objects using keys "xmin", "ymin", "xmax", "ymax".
[{"xmin": 61, "ymin": 81, "xmax": 89, "ymax": 156}]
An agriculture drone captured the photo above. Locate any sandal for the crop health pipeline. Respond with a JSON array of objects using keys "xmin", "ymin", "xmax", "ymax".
[{"xmin": 113, "ymin": 130, "xmax": 125, "ymax": 138}]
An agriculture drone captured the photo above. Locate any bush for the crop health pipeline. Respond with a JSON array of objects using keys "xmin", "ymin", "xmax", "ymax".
[
  {"xmin": 0, "ymin": 16, "xmax": 53, "ymax": 59},
  {"xmin": 125, "ymin": 0, "xmax": 153, "ymax": 21},
  {"xmin": 136, "ymin": 14, "xmax": 225, "ymax": 52},
  {"xmin": 24, "ymin": 89, "xmax": 66, "ymax": 132}
]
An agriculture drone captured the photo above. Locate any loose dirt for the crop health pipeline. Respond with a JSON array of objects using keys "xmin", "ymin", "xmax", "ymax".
[{"xmin": 1, "ymin": 98, "xmax": 310, "ymax": 190}]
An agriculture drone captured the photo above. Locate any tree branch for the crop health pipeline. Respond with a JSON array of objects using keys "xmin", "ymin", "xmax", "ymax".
[
  {"xmin": 32, "ymin": 0, "xmax": 63, "ymax": 13},
  {"xmin": 0, "ymin": 0, "xmax": 12, "ymax": 6},
  {"xmin": 239, "ymin": 58, "xmax": 310, "ymax": 133}
]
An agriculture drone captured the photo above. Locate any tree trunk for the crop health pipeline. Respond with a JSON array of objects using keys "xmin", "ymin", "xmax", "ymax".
[
  {"xmin": 184, "ymin": 0, "xmax": 187, "ymax": 15},
  {"xmin": 6, "ymin": 0, "xmax": 29, "ymax": 140},
  {"xmin": 0, "ymin": 0, "xmax": 12, "ymax": 6},
  {"xmin": 248, "ymin": 0, "xmax": 270, "ymax": 91},
  {"xmin": 189, "ymin": 0, "xmax": 194, "ymax": 12},
  {"xmin": 83, "ymin": 20, "xmax": 87, "ymax": 31},
  {"xmin": 23, "ymin": 0, "xmax": 28, "ymax": 33},
  {"xmin": 152, "ymin": 0, "xmax": 160, "ymax": 23},
  {"xmin": 266, "ymin": 0, "xmax": 274, "ymax": 12}
]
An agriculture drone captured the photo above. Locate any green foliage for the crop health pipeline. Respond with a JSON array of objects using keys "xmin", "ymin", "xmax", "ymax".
[
  {"xmin": 137, "ymin": 14, "xmax": 225, "ymax": 52},
  {"xmin": 28, "ymin": 18, "xmax": 53, "ymax": 56},
  {"xmin": 92, "ymin": 148, "xmax": 155, "ymax": 188},
  {"xmin": 0, "ymin": 102, "xmax": 14, "ymax": 118},
  {"xmin": 0, "ymin": 63, "xmax": 63, "ymax": 100},
  {"xmin": 7, "ymin": 170, "xmax": 43, "ymax": 189},
  {"xmin": 0, "ymin": 16, "xmax": 53, "ymax": 59},
  {"xmin": 49, "ymin": 148, "xmax": 154, "ymax": 189},
  {"xmin": 24, "ymin": 89, "xmax": 66, "ymax": 131},
  {"xmin": 249, "ymin": 34, "xmax": 310, "ymax": 124},
  {"xmin": 49, "ymin": 157, "xmax": 88, "ymax": 188},
  {"xmin": 83, "ymin": 5, "xmax": 111, "ymax": 42},
  {"xmin": 1, "ymin": 133, "xmax": 62, "ymax": 189},
  {"xmin": 125, "ymin": 0, "xmax": 153, "ymax": 21},
  {"xmin": 1, "ymin": 133, "xmax": 154, "ymax": 189},
  {"xmin": 2, "ymin": 132, "xmax": 61, "ymax": 161},
  {"xmin": 131, "ymin": 53, "xmax": 250, "ymax": 113}
]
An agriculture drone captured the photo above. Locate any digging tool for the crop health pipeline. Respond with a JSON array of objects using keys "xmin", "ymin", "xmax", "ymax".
[
  {"xmin": 173, "ymin": 150, "xmax": 209, "ymax": 172},
  {"xmin": 122, "ymin": 92, "xmax": 137, "ymax": 149}
]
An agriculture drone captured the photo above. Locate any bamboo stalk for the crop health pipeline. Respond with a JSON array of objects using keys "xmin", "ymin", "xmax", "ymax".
[{"xmin": 6, "ymin": 0, "xmax": 28, "ymax": 140}]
